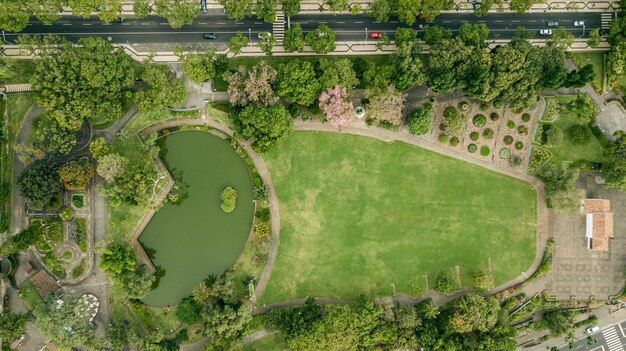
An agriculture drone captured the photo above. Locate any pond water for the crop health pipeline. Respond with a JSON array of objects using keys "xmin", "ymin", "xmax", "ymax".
[{"xmin": 139, "ymin": 131, "xmax": 254, "ymax": 306}]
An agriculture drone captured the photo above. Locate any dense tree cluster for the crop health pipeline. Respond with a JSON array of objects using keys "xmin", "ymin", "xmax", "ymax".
[
  {"xmin": 58, "ymin": 159, "xmax": 95, "ymax": 190},
  {"xmin": 17, "ymin": 161, "xmax": 62, "ymax": 209},
  {"xmin": 367, "ymin": 0, "xmax": 454, "ymax": 24},
  {"xmin": 100, "ymin": 242, "xmax": 156, "ymax": 299},
  {"xmin": 35, "ymin": 294, "xmax": 99, "ymax": 350},
  {"xmin": 602, "ymin": 131, "xmax": 626, "ymax": 191},
  {"xmin": 134, "ymin": 62, "xmax": 186, "ymax": 118},
  {"xmin": 537, "ymin": 165, "xmax": 584, "ymax": 214},
  {"xmin": 233, "ymin": 105, "xmax": 294, "ymax": 153},
  {"xmin": 175, "ymin": 48, "xmax": 229, "ymax": 83},
  {"xmin": 0, "ymin": 222, "xmax": 44, "ymax": 254},
  {"xmin": 0, "ymin": 312, "xmax": 28, "ymax": 348}
]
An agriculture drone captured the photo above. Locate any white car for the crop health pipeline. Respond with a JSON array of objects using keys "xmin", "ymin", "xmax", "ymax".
[
  {"xmin": 574, "ymin": 21, "xmax": 585, "ymax": 27},
  {"xmin": 258, "ymin": 32, "xmax": 272, "ymax": 39},
  {"xmin": 586, "ymin": 326, "xmax": 600, "ymax": 334},
  {"xmin": 539, "ymin": 29, "xmax": 552, "ymax": 35}
]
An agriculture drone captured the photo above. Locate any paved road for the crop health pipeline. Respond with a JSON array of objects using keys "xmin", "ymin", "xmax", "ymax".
[
  {"xmin": 559, "ymin": 320, "xmax": 626, "ymax": 351},
  {"xmin": 3, "ymin": 12, "xmax": 611, "ymax": 44}
]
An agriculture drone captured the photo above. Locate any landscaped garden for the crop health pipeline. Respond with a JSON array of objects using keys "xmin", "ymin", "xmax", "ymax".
[{"xmin": 260, "ymin": 131, "xmax": 536, "ymax": 304}]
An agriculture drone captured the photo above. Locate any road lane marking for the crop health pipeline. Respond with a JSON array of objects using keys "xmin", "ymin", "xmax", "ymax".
[
  {"xmin": 159, "ymin": 22, "xmax": 168, "ymax": 25},
  {"xmin": 82, "ymin": 23, "xmax": 92, "ymax": 26},
  {"xmin": 390, "ymin": 21, "xmax": 399, "ymax": 23},
  {"xmin": 236, "ymin": 22, "xmax": 244, "ymax": 24},
  {"xmin": 495, "ymin": 20, "xmax": 503, "ymax": 22},
  {"xmin": 254, "ymin": 22, "xmax": 263, "ymax": 24},
  {"xmin": 62, "ymin": 23, "xmax": 72, "ymax": 26},
  {"xmin": 461, "ymin": 20, "xmax": 468, "ymax": 23},
  {"xmin": 619, "ymin": 323, "xmax": 625, "ymax": 337},
  {"xmin": 354, "ymin": 21, "xmax": 362, "ymax": 23},
  {"xmin": 199, "ymin": 22, "xmax": 207, "ymax": 24},
  {"xmin": 529, "ymin": 20, "xmax": 537, "ymax": 22},
  {"xmin": 319, "ymin": 21, "xmax": 327, "ymax": 23},
  {"xmin": 141, "ymin": 23, "xmax": 150, "ymax": 25},
  {"xmin": 337, "ymin": 21, "xmax": 345, "ymax": 23},
  {"xmin": 121, "ymin": 23, "xmax": 130, "ymax": 25},
  {"xmin": 589, "ymin": 346, "xmax": 606, "ymax": 351},
  {"xmin": 512, "ymin": 20, "xmax": 520, "ymax": 23},
  {"xmin": 443, "ymin": 20, "xmax": 451, "ymax": 23},
  {"xmin": 217, "ymin": 22, "xmax": 226, "ymax": 24}
]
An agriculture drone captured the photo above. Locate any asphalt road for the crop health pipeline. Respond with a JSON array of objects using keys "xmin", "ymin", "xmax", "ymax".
[
  {"xmin": 559, "ymin": 320, "xmax": 626, "ymax": 351},
  {"xmin": 2, "ymin": 12, "xmax": 611, "ymax": 44}
]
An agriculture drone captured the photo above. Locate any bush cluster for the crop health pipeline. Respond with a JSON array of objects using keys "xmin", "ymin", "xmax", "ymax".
[
  {"xmin": 220, "ymin": 186, "xmax": 238, "ymax": 213},
  {"xmin": 480, "ymin": 146, "xmax": 491, "ymax": 156},
  {"xmin": 473, "ymin": 114, "xmax": 486, "ymax": 127},
  {"xmin": 568, "ymin": 124, "xmax": 591, "ymax": 145}
]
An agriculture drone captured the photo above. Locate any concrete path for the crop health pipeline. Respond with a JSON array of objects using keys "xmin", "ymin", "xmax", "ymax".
[{"xmin": 92, "ymin": 105, "xmax": 138, "ymax": 143}]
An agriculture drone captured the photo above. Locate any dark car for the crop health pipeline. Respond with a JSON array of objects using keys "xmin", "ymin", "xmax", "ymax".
[
  {"xmin": 112, "ymin": 17, "xmax": 124, "ymax": 23},
  {"xmin": 203, "ymin": 33, "xmax": 217, "ymax": 39}
]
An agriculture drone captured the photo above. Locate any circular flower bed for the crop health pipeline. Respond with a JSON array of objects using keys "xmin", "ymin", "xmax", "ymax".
[
  {"xmin": 521, "ymin": 113, "xmax": 531, "ymax": 122},
  {"xmin": 482, "ymin": 128, "xmax": 494, "ymax": 139},
  {"xmin": 473, "ymin": 114, "xmax": 486, "ymax": 127},
  {"xmin": 503, "ymin": 135, "xmax": 514, "ymax": 145},
  {"xmin": 59, "ymin": 208, "xmax": 74, "ymax": 221},
  {"xmin": 470, "ymin": 132, "xmax": 480, "ymax": 141},
  {"xmin": 468, "ymin": 144, "xmax": 478, "ymax": 153},
  {"xmin": 490, "ymin": 112, "xmax": 500, "ymax": 121},
  {"xmin": 515, "ymin": 141, "xmax": 524, "ymax": 150},
  {"xmin": 517, "ymin": 125, "xmax": 528, "ymax": 136},
  {"xmin": 449, "ymin": 136, "xmax": 460, "ymax": 147},
  {"xmin": 493, "ymin": 100, "xmax": 503, "ymax": 109},
  {"xmin": 459, "ymin": 101, "xmax": 469, "ymax": 111},
  {"xmin": 499, "ymin": 148, "xmax": 511, "ymax": 159},
  {"xmin": 439, "ymin": 123, "xmax": 447, "ymax": 131},
  {"xmin": 438, "ymin": 134, "xmax": 449, "ymax": 143},
  {"xmin": 480, "ymin": 146, "xmax": 491, "ymax": 156},
  {"xmin": 506, "ymin": 120, "xmax": 516, "ymax": 129}
]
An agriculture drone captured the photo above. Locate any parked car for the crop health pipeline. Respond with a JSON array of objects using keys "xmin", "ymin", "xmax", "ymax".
[
  {"xmin": 111, "ymin": 17, "xmax": 124, "ymax": 23},
  {"xmin": 258, "ymin": 32, "xmax": 272, "ymax": 39},
  {"xmin": 574, "ymin": 21, "xmax": 585, "ymax": 26},
  {"xmin": 472, "ymin": 1, "xmax": 481, "ymax": 10},
  {"xmin": 547, "ymin": 21, "xmax": 558, "ymax": 27},
  {"xmin": 369, "ymin": 32, "xmax": 382, "ymax": 39},
  {"xmin": 203, "ymin": 33, "xmax": 217, "ymax": 39},
  {"xmin": 539, "ymin": 29, "xmax": 552, "ymax": 35},
  {"xmin": 586, "ymin": 326, "xmax": 600, "ymax": 334},
  {"xmin": 201, "ymin": 0, "xmax": 207, "ymax": 13}
]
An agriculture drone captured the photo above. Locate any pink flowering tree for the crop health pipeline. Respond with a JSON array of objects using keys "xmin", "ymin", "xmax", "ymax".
[{"xmin": 318, "ymin": 85, "xmax": 354, "ymax": 129}]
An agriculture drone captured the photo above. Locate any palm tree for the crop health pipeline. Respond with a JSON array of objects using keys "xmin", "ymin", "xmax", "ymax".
[{"xmin": 192, "ymin": 282, "xmax": 210, "ymax": 306}]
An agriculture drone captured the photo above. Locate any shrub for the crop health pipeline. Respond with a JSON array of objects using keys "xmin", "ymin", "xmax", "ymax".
[
  {"xmin": 468, "ymin": 144, "xmax": 477, "ymax": 153},
  {"xmin": 509, "ymin": 155, "xmax": 523, "ymax": 166},
  {"xmin": 176, "ymin": 298, "xmax": 201, "ymax": 325},
  {"xmin": 515, "ymin": 141, "xmax": 524, "ymax": 150},
  {"xmin": 479, "ymin": 102, "xmax": 489, "ymax": 111},
  {"xmin": 492, "ymin": 100, "xmax": 503, "ymax": 109},
  {"xmin": 443, "ymin": 106, "xmax": 464, "ymax": 135},
  {"xmin": 423, "ymin": 102, "xmax": 433, "ymax": 111},
  {"xmin": 438, "ymin": 123, "xmax": 447, "ymax": 131},
  {"xmin": 473, "ymin": 114, "xmax": 486, "ymax": 127},
  {"xmin": 59, "ymin": 208, "xmax": 74, "ymax": 221},
  {"xmin": 506, "ymin": 120, "xmax": 515, "ymax": 129},
  {"xmin": 482, "ymin": 128, "xmax": 494, "ymax": 139},
  {"xmin": 511, "ymin": 106, "xmax": 523, "ymax": 114},
  {"xmin": 58, "ymin": 159, "xmax": 94, "ymax": 190},
  {"xmin": 480, "ymin": 146, "xmax": 491, "ymax": 156},
  {"xmin": 435, "ymin": 270, "xmax": 458, "ymax": 294},
  {"xmin": 470, "ymin": 132, "xmax": 479, "ymax": 141},
  {"xmin": 503, "ymin": 135, "xmax": 514, "ymax": 145},
  {"xmin": 499, "ymin": 148, "xmax": 511, "ymax": 159},
  {"xmin": 449, "ymin": 136, "xmax": 460, "ymax": 147},
  {"xmin": 568, "ymin": 125, "xmax": 591, "ymax": 145},
  {"xmin": 438, "ymin": 134, "xmax": 449, "ymax": 143},
  {"xmin": 490, "ymin": 112, "xmax": 499, "ymax": 121},
  {"xmin": 522, "ymin": 113, "xmax": 531, "ymax": 122},
  {"xmin": 517, "ymin": 125, "xmax": 529, "ymax": 136},
  {"xmin": 71, "ymin": 194, "xmax": 84, "ymax": 209},
  {"xmin": 538, "ymin": 124, "xmax": 562, "ymax": 146},
  {"xmin": 255, "ymin": 222, "xmax": 270, "ymax": 238},
  {"xmin": 288, "ymin": 104, "xmax": 300, "ymax": 118},
  {"xmin": 256, "ymin": 207, "xmax": 270, "ymax": 222},
  {"xmin": 458, "ymin": 101, "xmax": 469, "ymax": 111},
  {"xmin": 528, "ymin": 148, "xmax": 553, "ymax": 173},
  {"xmin": 407, "ymin": 108, "xmax": 432, "ymax": 135},
  {"xmin": 220, "ymin": 186, "xmax": 238, "ymax": 213},
  {"xmin": 471, "ymin": 270, "xmax": 494, "ymax": 290},
  {"xmin": 542, "ymin": 98, "xmax": 561, "ymax": 122}
]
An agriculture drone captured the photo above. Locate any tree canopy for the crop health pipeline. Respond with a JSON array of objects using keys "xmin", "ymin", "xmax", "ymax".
[
  {"xmin": 17, "ymin": 161, "xmax": 61, "ymax": 209},
  {"xmin": 276, "ymin": 60, "xmax": 320, "ymax": 106},
  {"xmin": 233, "ymin": 105, "xmax": 294, "ymax": 153}
]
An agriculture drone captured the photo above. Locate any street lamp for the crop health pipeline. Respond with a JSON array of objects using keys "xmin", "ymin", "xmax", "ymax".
[
  {"xmin": 248, "ymin": 28, "xmax": 251, "ymax": 41},
  {"xmin": 365, "ymin": 27, "xmax": 368, "ymax": 41}
]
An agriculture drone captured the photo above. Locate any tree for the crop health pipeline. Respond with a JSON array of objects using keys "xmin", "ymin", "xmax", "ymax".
[
  {"xmin": 0, "ymin": 312, "xmax": 28, "ymax": 343},
  {"xmin": 30, "ymin": 0, "xmax": 63, "ymax": 25},
  {"xmin": 319, "ymin": 86, "xmax": 354, "ymax": 129},
  {"xmin": 588, "ymin": 28, "xmax": 601, "ymax": 48},
  {"xmin": 423, "ymin": 25, "xmax": 453, "ymax": 46},
  {"xmin": 97, "ymin": 153, "xmax": 129, "ymax": 182},
  {"xmin": 509, "ymin": 0, "xmax": 536, "ymax": 13},
  {"xmin": 122, "ymin": 268, "xmax": 155, "ymax": 299},
  {"xmin": 282, "ymin": 0, "xmax": 301, "ymax": 16},
  {"xmin": 134, "ymin": 63, "xmax": 186, "ymax": 116},
  {"xmin": 32, "ymin": 116, "xmax": 77, "ymax": 155},
  {"xmin": 133, "ymin": 0, "xmax": 152, "ymax": 18},
  {"xmin": 449, "ymin": 294, "xmax": 500, "ymax": 333},
  {"xmin": 66, "ymin": 0, "xmax": 104, "ymax": 18},
  {"xmin": 537, "ymin": 165, "xmax": 584, "ymax": 214},
  {"xmin": 255, "ymin": 0, "xmax": 278, "ymax": 22},
  {"xmin": 564, "ymin": 64, "xmax": 595, "ymax": 88},
  {"xmin": 550, "ymin": 27, "xmax": 575, "ymax": 49},
  {"xmin": 406, "ymin": 106, "xmax": 431, "ymax": 135},
  {"xmin": 317, "ymin": 58, "xmax": 358, "ymax": 91},
  {"xmin": 0, "ymin": 223, "xmax": 44, "ymax": 254},
  {"xmin": 395, "ymin": 27, "xmax": 418, "ymax": 46},
  {"xmin": 100, "ymin": 243, "xmax": 136, "ymax": 280},
  {"xmin": 31, "ymin": 36, "xmax": 135, "ymax": 132},
  {"xmin": 258, "ymin": 32, "xmax": 277, "ymax": 56},
  {"xmin": 228, "ymin": 32, "xmax": 249, "ymax": 55},
  {"xmin": 306, "ymin": 24, "xmax": 336, "ymax": 54},
  {"xmin": 364, "ymin": 85, "xmax": 406, "ymax": 127},
  {"xmin": 58, "ymin": 159, "xmax": 95, "ymax": 190},
  {"xmin": 471, "ymin": 270, "xmax": 494, "ymax": 289},
  {"xmin": 390, "ymin": 37, "xmax": 425, "ymax": 91},
  {"xmin": 275, "ymin": 60, "xmax": 320, "ymax": 106},
  {"xmin": 36, "ymin": 295, "xmax": 97, "ymax": 350},
  {"xmin": 324, "ymin": 0, "xmax": 348, "ymax": 11},
  {"xmin": 17, "ymin": 161, "xmax": 61, "ymax": 209},
  {"xmin": 459, "ymin": 23, "xmax": 489, "ymax": 47},
  {"xmin": 175, "ymin": 47, "xmax": 220, "ymax": 83},
  {"xmin": 192, "ymin": 282, "xmax": 211, "ymax": 306},
  {"xmin": 226, "ymin": 62, "xmax": 278, "ymax": 107},
  {"xmin": 155, "ymin": 0, "xmax": 198, "ymax": 28},
  {"xmin": 367, "ymin": 0, "xmax": 392, "ymax": 22},
  {"xmin": 284, "ymin": 24, "xmax": 306, "ymax": 52},
  {"xmin": 607, "ymin": 45, "xmax": 626, "ymax": 77},
  {"xmin": 177, "ymin": 297, "xmax": 202, "ymax": 324},
  {"xmin": 233, "ymin": 105, "xmax": 294, "ymax": 152},
  {"xmin": 219, "ymin": 0, "xmax": 253, "ymax": 20},
  {"xmin": 98, "ymin": 0, "xmax": 124, "ymax": 23},
  {"xmin": 541, "ymin": 310, "xmax": 575, "ymax": 336},
  {"xmin": 396, "ymin": 0, "xmax": 420, "ymax": 25}
]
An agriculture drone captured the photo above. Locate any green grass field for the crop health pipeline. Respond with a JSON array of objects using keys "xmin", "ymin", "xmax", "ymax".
[
  {"xmin": 571, "ymin": 52, "xmax": 605, "ymax": 93},
  {"xmin": 260, "ymin": 132, "xmax": 536, "ymax": 304},
  {"xmin": 243, "ymin": 333, "xmax": 287, "ymax": 351}
]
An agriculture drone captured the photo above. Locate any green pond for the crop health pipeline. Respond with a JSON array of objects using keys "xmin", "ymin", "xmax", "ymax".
[{"xmin": 140, "ymin": 131, "xmax": 254, "ymax": 306}]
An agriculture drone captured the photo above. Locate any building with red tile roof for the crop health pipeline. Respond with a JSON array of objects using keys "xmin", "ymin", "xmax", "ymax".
[{"xmin": 583, "ymin": 199, "xmax": 614, "ymax": 251}]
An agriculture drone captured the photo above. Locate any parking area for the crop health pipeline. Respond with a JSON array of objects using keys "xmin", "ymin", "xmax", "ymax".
[
  {"xmin": 559, "ymin": 320, "xmax": 626, "ymax": 351},
  {"xmin": 543, "ymin": 175, "xmax": 626, "ymax": 300}
]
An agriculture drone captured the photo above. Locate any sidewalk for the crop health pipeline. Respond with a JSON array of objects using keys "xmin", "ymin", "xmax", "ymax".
[{"xmin": 57, "ymin": 0, "xmax": 619, "ymax": 17}]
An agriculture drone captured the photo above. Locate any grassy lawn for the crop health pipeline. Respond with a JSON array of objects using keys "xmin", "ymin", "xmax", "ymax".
[
  {"xmin": 539, "ymin": 96, "xmax": 606, "ymax": 169},
  {"xmin": 243, "ymin": 333, "xmax": 288, "ymax": 351},
  {"xmin": 260, "ymin": 132, "xmax": 536, "ymax": 304},
  {"xmin": 571, "ymin": 52, "xmax": 605, "ymax": 93}
]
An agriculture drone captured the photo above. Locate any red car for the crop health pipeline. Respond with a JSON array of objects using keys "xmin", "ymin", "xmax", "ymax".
[{"xmin": 369, "ymin": 32, "xmax": 383, "ymax": 39}]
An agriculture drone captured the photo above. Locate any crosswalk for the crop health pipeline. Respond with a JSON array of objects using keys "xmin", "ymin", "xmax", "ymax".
[
  {"xmin": 273, "ymin": 11, "xmax": 285, "ymax": 42},
  {"xmin": 601, "ymin": 13, "xmax": 614, "ymax": 30},
  {"xmin": 602, "ymin": 327, "xmax": 625, "ymax": 351}
]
